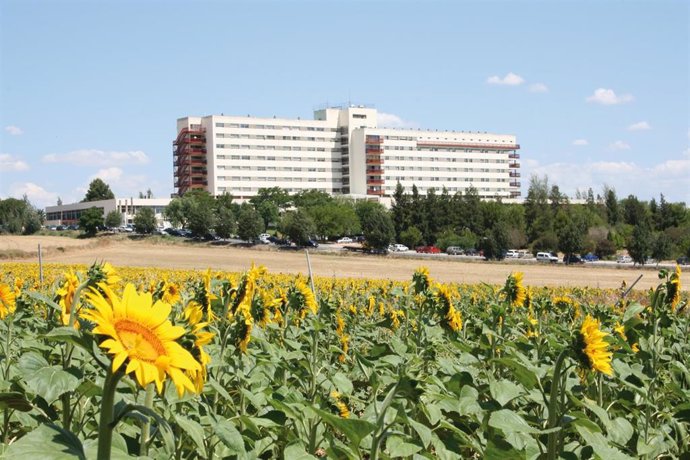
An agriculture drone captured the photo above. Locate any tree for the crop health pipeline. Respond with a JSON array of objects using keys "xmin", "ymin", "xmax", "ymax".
[
  {"xmin": 79, "ymin": 207, "xmax": 104, "ymax": 237},
  {"xmin": 214, "ymin": 194, "xmax": 237, "ymax": 240},
  {"xmin": 133, "ymin": 207, "xmax": 157, "ymax": 234},
  {"xmin": 356, "ymin": 202, "xmax": 394, "ymax": 250},
  {"xmin": 306, "ymin": 201, "xmax": 360, "ymax": 240},
  {"xmin": 628, "ymin": 223, "xmax": 652, "ymax": 265},
  {"xmin": 164, "ymin": 199, "xmax": 187, "ymax": 229},
  {"xmin": 83, "ymin": 178, "xmax": 115, "ymax": 202},
  {"xmin": 105, "ymin": 211, "xmax": 122, "ymax": 229},
  {"xmin": 256, "ymin": 200, "xmax": 279, "ymax": 230},
  {"xmin": 558, "ymin": 219, "xmax": 584, "ymax": 264},
  {"xmin": 400, "ymin": 226, "xmax": 423, "ymax": 249},
  {"xmin": 0, "ymin": 197, "xmax": 43, "ymax": 235},
  {"xmin": 524, "ymin": 175, "xmax": 552, "ymax": 242},
  {"xmin": 237, "ymin": 204, "xmax": 264, "ymax": 242},
  {"xmin": 480, "ymin": 220, "xmax": 509, "ymax": 260},
  {"xmin": 279, "ymin": 210, "xmax": 316, "ymax": 246},
  {"xmin": 650, "ymin": 232, "xmax": 672, "ymax": 266},
  {"xmin": 604, "ymin": 186, "xmax": 620, "ymax": 225}
]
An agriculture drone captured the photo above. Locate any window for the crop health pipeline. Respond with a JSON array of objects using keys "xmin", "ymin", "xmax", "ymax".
[{"xmin": 353, "ymin": 114, "xmax": 367, "ymax": 119}]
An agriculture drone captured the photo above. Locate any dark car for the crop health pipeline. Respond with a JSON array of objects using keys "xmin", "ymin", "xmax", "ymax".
[
  {"xmin": 583, "ymin": 253, "xmax": 599, "ymax": 262},
  {"xmin": 268, "ymin": 236, "xmax": 290, "ymax": 246},
  {"xmin": 416, "ymin": 245, "xmax": 441, "ymax": 254},
  {"xmin": 303, "ymin": 240, "xmax": 319, "ymax": 248},
  {"xmin": 563, "ymin": 254, "xmax": 584, "ymax": 264},
  {"xmin": 677, "ymin": 256, "xmax": 690, "ymax": 266}
]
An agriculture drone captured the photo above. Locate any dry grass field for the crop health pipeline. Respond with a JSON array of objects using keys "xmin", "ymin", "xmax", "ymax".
[{"xmin": 1, "ymin": 234, "xmax": 687, "ymax": 290}]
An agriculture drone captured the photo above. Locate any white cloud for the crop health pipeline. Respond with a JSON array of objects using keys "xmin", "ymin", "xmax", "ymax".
[
  {"xmin": 377, "ymin": 112, "xmax": 419, "ymax": 129},
  {"xmin": 572, "ymin": 139, "xmax": 589, "ymax": 146},
  {"xmin": 627, "ymin": 121, "xmax": 651, "ymax": 131},
  {"xmin": 586, "ymin": 88, "xmax": 634, "ymax": 105},
  {"xmin": 88, "ymin": 167, "xmax": 151, "ymax": 197},
  {"xmin": 8, "ymin": 182, "xmax": 59, "ymax": 208},
  {"xmin": 522, "ymin": 151, "xmax": 690, "ymax": 203},
  {"xmin": 0, "ymin": 153, "xmax": 29, "ymax": 172},
  {"xmin": 4, "ymin": 125, "xmax": 23, "ymax": 136},
  {"xmin": 92, "ymin": 167, "xmax": 124, "ymax": 182},
  {"xmin": 609, "ymin": 140, "xmax": 631, "ymax": 150},
  {"xmin": 487, "ymin": 72, "xmax": 525, "ymax": 86},
  {"xmin": 528, "ymin": 83, "xmax": 549, "ymax": 93},
  {"xmin": 42, "ymin": 149, "xmax": 149, "ymax": 166}
]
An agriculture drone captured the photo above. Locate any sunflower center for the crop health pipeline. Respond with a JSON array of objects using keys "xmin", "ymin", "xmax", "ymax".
[{"xmin": 115, "ymin": 319, "xmax": 166, "ymax": 362}]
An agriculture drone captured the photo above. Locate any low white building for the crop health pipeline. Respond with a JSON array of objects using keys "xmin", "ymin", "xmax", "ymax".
[
  {"xmin": 45, "ymin": 198, "xmax": 171, "ymax": 227},
  {"xmin": 174, "ymin": 105, "xmax": 521, "ymax": 202}
]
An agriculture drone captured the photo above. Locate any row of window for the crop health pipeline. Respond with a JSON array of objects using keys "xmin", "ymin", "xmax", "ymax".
[
  {"xmin": 383, "ymin": 166, "xmax": 507, "ymax": 173},
  {"xmin": 216, "ymin": 133, "xmax": 335, "ymax": 142},
  {"xmin": 385, "ymin": 156, "xmax": 512, "ymax": 164},
  {"xmin": 216, "ymin": 176, "xmax": 331, "ymax": 183},
  {"xmin": 217, "ymin": 166, "xmax": 341, "ymax": 173},
  {"xmin": 384, "ymin": 176, "xmax": 511, "ymax": 183},
  {"xmin": 215, "ymin": 122, "xmax": 335, "ymax": 132},
  {"xmin": 217, "ymin": 186, "xmax": 338, "ymax": 193},
  {"xmin": 216, "ymin": 155, "xmax": 338, "ymax": 162},
  {"xmin": 216, "ymin": 144, "xmax": 336, "ymax": 152}
]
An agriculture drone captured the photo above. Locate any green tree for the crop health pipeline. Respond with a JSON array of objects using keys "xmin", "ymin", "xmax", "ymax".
[
  {"xmin": 79, "ymin": 207, "xmax": 104, "ymax": 237},
  {"xmin": 524, "ymin": 175, "xmax": 553, "ymax": 243},
  {"xmin": 558, "ymin": 219, "xmax": 584, "ymax": 264},
  {"xmin": 256, "ymin": 200, "xmax": 279, "ymax": 230},
  {"xmin": 133, "ymin": 207, "xmax": 157, "ymax": 234},
  {"xmin": 185, "ymin": 191, "xmax": 216, "ymax": 238},
  {"xmin": 83, "ymin": 178, "xmax": 115, "ymax": 202},
  {"xmin": 250, "ymin": 187, "xmax": 292, "ymax": 211},
  {"xmin": 650, "ymin": 232, "xmax": 672, "ymax": 265},
  {"xmin": 604, "ymin": 186, "xmax": 620, "ymax": 225},
  {"xmin": 279, "ymin": 210, "xmax": 316, "ymax": 246},
  {"xmin": 480, "ymin": 220, "xmax": 509, "ymax": 260},
  {"xmin": 0, "ymin": 197, "xmax": 43, "ymax": 235},
  {"xmin": 306, "ymin": 200, "xmax": 360, "ymax": 240},
  {"xmin": 237, "ymin": 204, "xmax": 264, "ymax": 242},
  {"xmin": 628, "ymin": 223, "xmax": 652, "ymax": 265},
  {"xmin": 104, "ymin": 211, "xmax": 122, "ymax": 229},
  {"xmin": 400, "ymin": 226, "xmax": 423, "ymax": 249},
  {"xmin": 356, "ymin": 201, "xmax": 394, "ymax": 250},
  {"xmin": 164, "ymin": 198, "xmax": 187, "ymax": 229},
  {"xmin": 214, "ymin": 194, "xmax": 237, "ymax": 240},
  {"xmin": 390, "ymin": 182, "xmax": 411, "ymax": 240}
]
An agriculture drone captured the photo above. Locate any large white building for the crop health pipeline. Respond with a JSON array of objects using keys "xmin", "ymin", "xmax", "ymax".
[
  {"xmin": 174, "ymin": 106, "xmax": 521, "ymax": 202},
  {"xmin": 45, "ymin": 198, "xmax": 171, "ymax": 227}
]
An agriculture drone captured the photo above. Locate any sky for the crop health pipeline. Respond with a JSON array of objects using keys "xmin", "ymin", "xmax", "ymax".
[{"xmin": 1, "ymin": 0, "xmax": 688, "ymax": 209}]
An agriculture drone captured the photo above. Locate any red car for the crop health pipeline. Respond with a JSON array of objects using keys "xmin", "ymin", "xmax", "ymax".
[{"xmin": 415, "ymin": 245, "xmax": 441, "ymax": 254}]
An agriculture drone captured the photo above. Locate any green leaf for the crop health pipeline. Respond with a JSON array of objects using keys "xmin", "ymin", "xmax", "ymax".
[
  {"xmin": 407, "ymin": 417, "xmax": 432, "ymax": 448},
  {"xmin": 386, "ymin": 435, "xmax": 422, "ymax": 457},
  {"xmin": 609, "ymin": 417, "xmax": 634, "ymax": 446},
  {"xmin": 22, "ymin": 290, "xmax": 63, "ymax": 312},
  {"xmin": 489, "ymin": 379, "xmax": 525, "ymax": 407},
  {"xmin": 0, "ymin": 392, "xmax": 33, "ymax": 412},
  {"xmin": 42, "ymin": 327, "xmax": 92, "ymax": 353},
  {"xmin": 313, "ymin": 407, "xmax": 376, "ymax": 448},
  {"xmin": 488, "ymin": 409, "xmax": 539, "ymax": 434},
  {"xmin": 174, "ymin": 415, "xmax": 206, "ymax": 455},
  {"xmin": 485, "ymin": 435, "xmax": 525, "ymax": 460},
  {"xmin": 25, "ymin": 365, "xmax": 80, "ymax": 404},
  {"xmin": 283, "ymin": 442, "xmax": 315, "ymax": 459},
  {"xmin": 17, "ymin": 352, "xmax": 49, "ymax": 376},
  {"xmin": 214, "ymin": 419, "xmax": 246, "ymax": 454},
  {"xmin": 4, "ymin": 424, "xmax": 86, "ymax": 459},
  {"xmin": 574, "ymin": 421, "xmax": 633, "ymax": 460},
  {"xmin": 332, "ymin": 371, "xmax": 353, "ymax": 394},
  {"xmin": 622, "ymin": 302, "xmax": 645, "ymax": 323},
  {"xmin": 493, "ymin": 358, "xmax": 538, "ymax": 389}
]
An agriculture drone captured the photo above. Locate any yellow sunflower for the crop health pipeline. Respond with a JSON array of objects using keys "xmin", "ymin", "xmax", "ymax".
[
  {"xmin": 503, "ymin": 272, "xmax": 527, "ymax": 308},
  {"xmin": 666, "ymin": 265, "xmax": 681, "ymax": 310},
  {"xmin": 57, "ymin": 270, "xmax": 80, "ymax": 326},
  {"xmin": 162, "ymin": 281, "xmax": 181, "ymax": 305},
  {"xmin": 330, "ymin": 391, "xmax": 350, "ymax": 418},
  {"xmin": 0, "ymin": 283, "xmax": 17, "ymax": 319},
  {"xmin": 84, "ymin": 283, "xmax": 201, "ymax": 397},
  {"xmin": 435, "ymin": 283, "xmax": 462, "ymax": 332},
  {"xmin": 573, "ymin": 315, "xmax": 613, "ymax": 376},
  {"xmin": 412, "ymin": 266, "xmax": 433, "ymax": 294}
]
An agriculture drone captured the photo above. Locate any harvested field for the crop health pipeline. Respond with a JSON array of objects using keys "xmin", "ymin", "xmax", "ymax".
[{"xmin": 1, "ymin": 234, "xmax": 686, "ymax": 290}]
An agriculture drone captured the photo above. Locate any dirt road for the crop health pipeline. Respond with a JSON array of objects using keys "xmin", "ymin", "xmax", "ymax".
[{"xmin": 2, "ymin": 235, "xmax": 687, "ymax": 290}]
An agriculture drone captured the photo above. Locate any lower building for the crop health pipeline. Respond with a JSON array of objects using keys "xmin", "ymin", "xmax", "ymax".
[{"xmin": 45, "ymin": 198, "xmax": 171, "ymax": 227}]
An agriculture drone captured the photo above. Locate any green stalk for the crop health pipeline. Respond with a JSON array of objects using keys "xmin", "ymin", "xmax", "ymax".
[
  {"xmin": 97, "ymin": 368, "xmax": 124, "ymax": 460},
  {"xmin": 546, "ymin": 349, "xmax": 568, "ymax": 460},
  {"xmin": 139, "ymin": 384, "xmax": 155, "ymax": 456},
  {"xmin": 62, "ymin": 281, "xmax": 89, "ymax": 430}
]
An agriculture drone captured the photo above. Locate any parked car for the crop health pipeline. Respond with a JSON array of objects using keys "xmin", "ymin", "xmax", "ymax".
[
  {"xmin": 446, "ymin": 246, "xmax": 464, "ymax": 255},
  {"xmin": 465, "ymin": 248, "xmax": 481, "ymax": 257},
  {"xmin": 616, "ymin": 255, "xmax": 633, "ymax": 264},
  {"xmin": 259, "ymin": 233, "xmax": 271, "ymax": 244},
  {"xmin": 337, "ymin": 237, "xmax": 353, "ymax": 244},
  {"xmin": 388, "ymin": 244, "xmax": 409, "ymax": 252},
  {"xmin": 416, "ymin": 245, "xmax": 441, "ymax": 254},
  {"xmin": 677, "ymin": 256, "xmax": 690, "ymax": 266},
  {"xmin": 583, "ymin": 253, "xmax": 599, "ymax": 262},
  {"xmin": 303, "ymin": 239, "xmax": 319, "ymax": 248},
  {"xmin": 268, "ymin": 236, "xmax": 290, "ymax": 246},
  {"xmin": 536, "ymin": 252, "xmax": 559, "ymax": 263},
  {"xmin": 563, "ymin": 254, "xmax": 584, "ymax": 264},
  {"xmin": 505, "ymin": 249, "xmax": 520, "ymax": 258}
]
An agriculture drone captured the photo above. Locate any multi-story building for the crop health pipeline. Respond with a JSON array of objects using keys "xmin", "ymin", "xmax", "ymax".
[{"xmin": 174, "ymin": 106, "xmax": 520, "ymax": 202}]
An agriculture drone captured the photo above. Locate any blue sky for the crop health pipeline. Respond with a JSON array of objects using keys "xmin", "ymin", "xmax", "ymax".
[{"xmin": 1, "ymin": 0, "xmax": 688, "ymax": 208}]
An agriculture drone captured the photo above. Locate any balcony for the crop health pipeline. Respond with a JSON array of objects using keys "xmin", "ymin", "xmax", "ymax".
[
  {"xmin": 510, "ymin": 191, "xmax": 522, "ymax": 198},
  {"xmin": 509, "ymin": 162, "xmax": 520, "ymax": 168},
  {"xmin": 509, "ymin": 171, "xmax": 521, "ymax": 178},
  {"xmin": 367, "ymin": 168, "xmax": 384, "ymax": 174},
  {"xmin": 510, "ymin": 181, "xmax": 521, "ymax": 188},
  {"xmin": 366, "ymin": 148, "xmax": 383, "ymax": 154},
  {"xmin": 367, "ymin": 179, "xmax": 385, "ymax": 185},
  {"xmin": 509, "ymin": 152, "xmax": 520, "ymax": 159},
  {"xmin": 366, "ymin": 159, "xmax": 384, "ymax": 165},
  {"xmin": 418, "ymin": 141, "xmax": 520, "ymax": 150},
  {"xmin": 365, "ymin": 136, "xmax": 383, "ymax": 144}
]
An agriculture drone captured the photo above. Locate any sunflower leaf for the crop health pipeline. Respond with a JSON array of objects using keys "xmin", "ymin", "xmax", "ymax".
[
  {"xmin": 4, "ymin": 423, "xmax": 86, "ymax": 460},
  {"xmin": 24, "ymin": 365, "xmax": 80, "ymax": 404}
]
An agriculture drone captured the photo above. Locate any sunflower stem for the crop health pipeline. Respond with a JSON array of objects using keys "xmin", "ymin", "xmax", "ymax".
[
  {"xmin": 546, "ymin": 349, "xmax": 568, "ymax": 460},
  {"xmin": 139, "ymin": 383, "xmax": 155, "ymax": 456},
  {"xmin": 97, "ymin": 368, "xmax": 124, "ymax": 460}
]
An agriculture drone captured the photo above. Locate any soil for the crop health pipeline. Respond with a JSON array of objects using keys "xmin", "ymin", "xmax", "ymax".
[{"xmin": 1, "ymin": 234, "xmax": 687, "ymax": 290}]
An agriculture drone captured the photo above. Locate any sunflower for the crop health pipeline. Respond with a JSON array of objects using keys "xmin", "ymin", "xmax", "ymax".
[
  {"xmin": 87, "ymin": 262, "xmax": 121, "ymax": 288},
  {"xmin": 412, "ymin": 267, "xmax": 433, "ymax": 294},
  {"xmin": 503, "ymin": 272, "xmax": 527, "ymax": 308},
  {"xmin": 435, "ymin": 283, "xmax": 463, "ymax": 332},
  {"xmin": 162, "ymin": 281, "xmax": 181, "ymax": 305},
  {"xmin": 57, "ymin": 270, "xmax": 80, "ymax": 326},
  {"xmin": 83, "ymin": 283, "xmax": 201, "ymax": 396},
  {"xmin": 0, "ymin": 283, "xmax": 16, "ymax": 319},
  {"xmin": 572, "ymin": 315, "xmax": 613, "ymax": 376},
  {"xmin": 666, "ymin": 265, "xmax": 681, "ymax": 310},
  {"xmin": 290, "ymin": 280, "xmax": 318, "ymax": 319},
  {"xmin": 330, "ymin": 391, "xmax": 350, "ymax": 418}
]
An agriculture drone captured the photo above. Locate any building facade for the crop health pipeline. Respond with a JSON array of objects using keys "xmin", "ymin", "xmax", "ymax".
[
  {"xmin": 45, "ymin": 198, "xmax": 171, "ymax": 227},
  {"xmin": 174, "ymin": 106, "xmax": 520, "ymax": 202}
]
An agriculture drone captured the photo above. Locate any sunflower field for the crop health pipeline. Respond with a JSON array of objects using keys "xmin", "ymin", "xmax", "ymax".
[{"xmin": 0, "ymin": 261, "xmax": 688, "ymax": 459}]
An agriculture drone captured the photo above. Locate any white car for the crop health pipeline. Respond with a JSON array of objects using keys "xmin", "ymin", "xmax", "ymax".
[
  {"xmin": 506, "ymin": 249, "xmax": 520, "ymax": 258},
  {"xmin": 337, "ymin": 237, "xmax": 353, "ymax": 244},
  {"xmin": 388, "ymin": 243, "xmax": 409, "ymax": 252},
  {"xmin": 617, "ymin": 255, "xmax": 633, "ymax": 264},
  {"xmin": 536, "ymin": 252, "xmax": 559, "ymax": 263}
]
